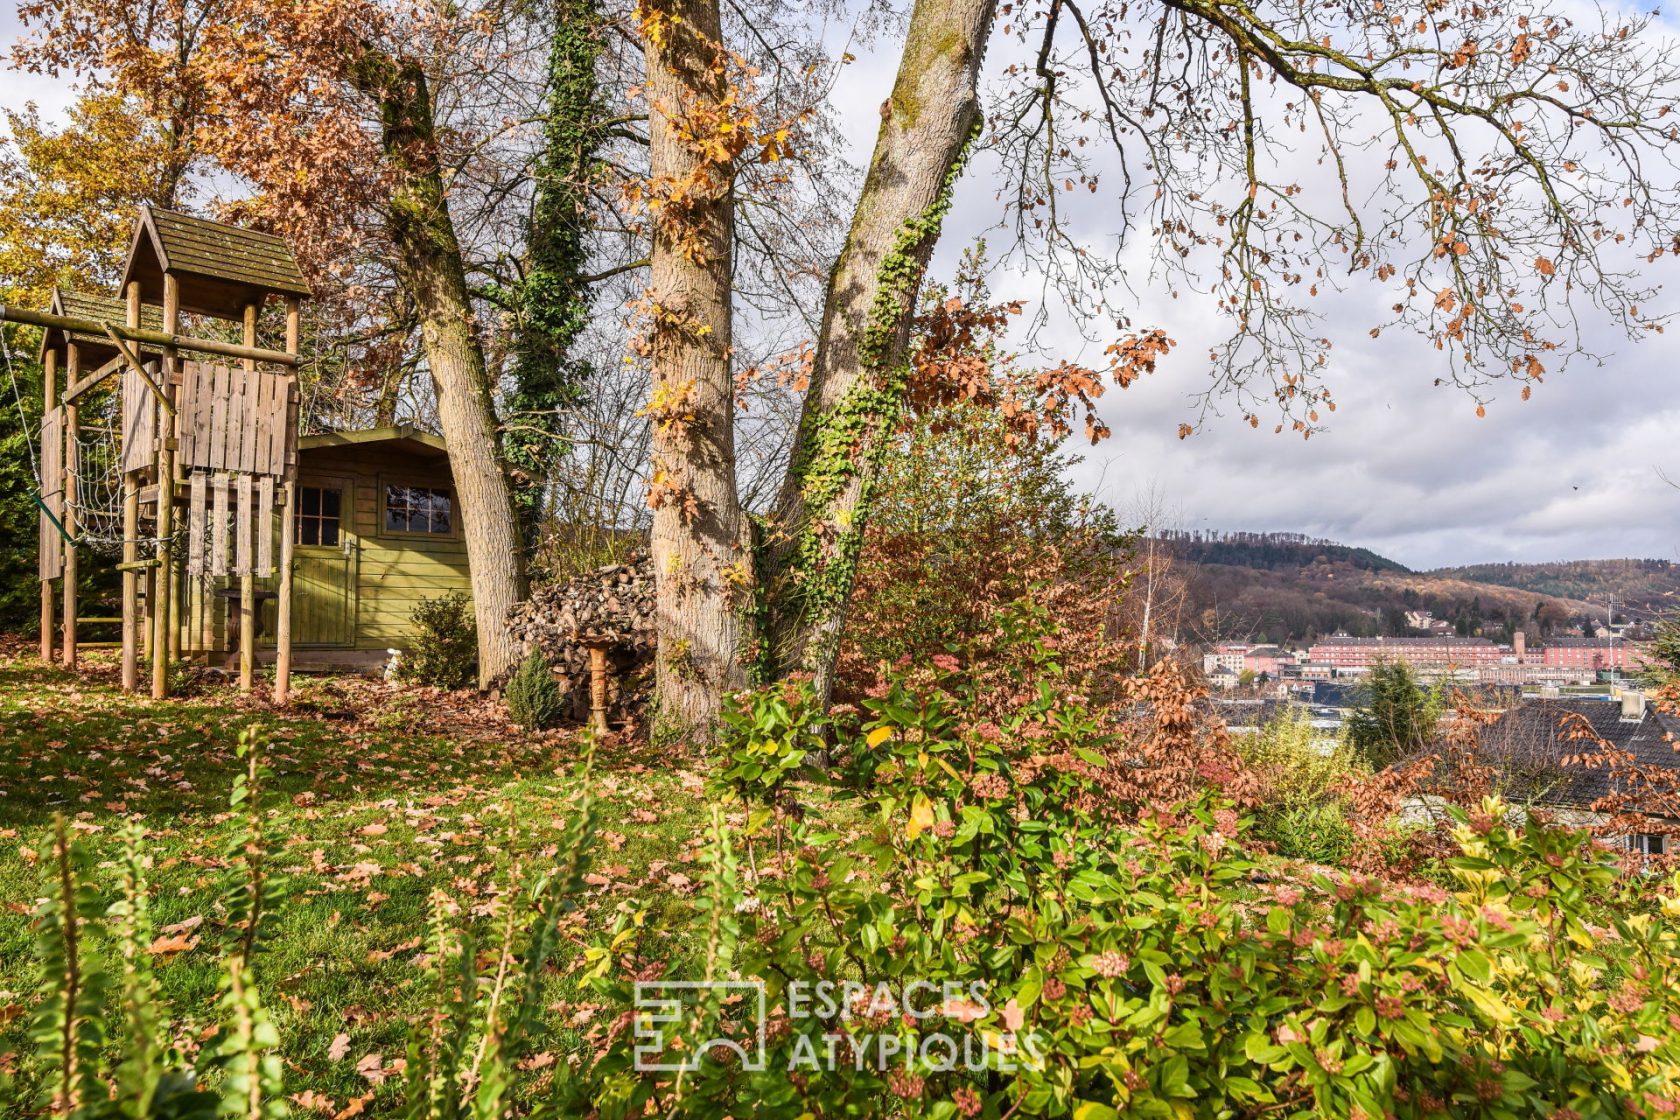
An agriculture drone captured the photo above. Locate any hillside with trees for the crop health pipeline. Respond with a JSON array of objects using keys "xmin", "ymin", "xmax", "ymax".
[
  {"xmin": 1431, "ymin": 558, "xmax": 1680, "ymax": 618},
  {"xmin": 1166, "ymin": 532, "xmax": 1651, "ymax": 646}
]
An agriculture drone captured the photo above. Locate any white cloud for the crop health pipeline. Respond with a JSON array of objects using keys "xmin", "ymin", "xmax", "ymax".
[{"xmin": 848, "ymin": 6, "xmax": 1680, "ymax": 571}]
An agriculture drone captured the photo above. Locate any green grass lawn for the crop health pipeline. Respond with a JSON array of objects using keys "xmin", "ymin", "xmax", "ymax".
[{"xmin": 0, "ymin": 644, "xmax": 730, "ymax": 1113}]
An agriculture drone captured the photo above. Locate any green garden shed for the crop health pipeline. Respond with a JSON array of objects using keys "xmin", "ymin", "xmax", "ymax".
[{"xmin": 259, "ymin": 425, "xmax": 472, "ymax": 670}]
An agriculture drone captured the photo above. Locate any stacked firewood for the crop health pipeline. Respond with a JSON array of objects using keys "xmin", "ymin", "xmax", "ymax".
[{"xmin": 504, "ymin": 555, "xmax": 656, "ymax": 721}]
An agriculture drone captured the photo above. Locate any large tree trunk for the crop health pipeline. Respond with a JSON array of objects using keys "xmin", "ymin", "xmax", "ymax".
[
  {"xmin": 357, "ymin": 53, "xmax": 527, "ymax": 687},
  {"xmin": 765, "ymin": 0, "xmax": 998, "ymax": 697},
  {"xmin": 642, "ymin": 0, "xmax": 752, "ymax": 739}
]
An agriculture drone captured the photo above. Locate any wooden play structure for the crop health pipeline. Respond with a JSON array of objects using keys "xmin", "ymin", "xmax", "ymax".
[
  {"xmin": 8, "ymin": 205, "xmax": 479, "ymax": 699},
  {"xmin": 9, "ymin": 204, "xmax": 309, "ymax": 700}
]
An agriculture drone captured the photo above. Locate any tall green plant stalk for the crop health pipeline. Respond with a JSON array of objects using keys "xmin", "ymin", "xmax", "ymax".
[
  {"xmin": 111, "ymin": 822, "xmax": 164, "ymax": 1118},
  {"xmin": 29, "ymin": 816, "xmax": 108, "ymax": 1117},
  {"xmin": 202, "ymin": 728, "xmax": 287, "ymax": 1120},
  {"xmin": 401, "ymin": 762, "xmax": 598, "ymax": 1120}
]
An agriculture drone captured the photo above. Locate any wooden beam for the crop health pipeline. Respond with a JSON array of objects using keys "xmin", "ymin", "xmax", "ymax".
[
  {"xmin": 152, "ymin": 275, "xmax": 179, "ymax": 699},
  {"xmin": 274, "ymin": 298, "xmax": 301, "ymax": 704},
  {"xmin": 121, "ymin": 283, "xmax": 140, "ymax": 692},
  {"xmin": 240, "ymin": 301, "xmax": 257, "ymax": 694},
  {"xmin": 121, "ymin": 476, "xmax": 139, "ymax": 690},
  {"xmin": 102, "ymin": 326, "xmax": 175, "ymax": 416},
  {"xmin": 63, "ymin": 355, "xmax": 125, "ymax": 403},
  {"xmin": 40, "ymin": 348, "xmax": 56, "ymax": 665},
  {"xmin": 0, "ymin": 304, "xmax": 300, "ymax": 366},
  {"xmin": 61, "ymin": 343, "xmax": 79, "ymax": 669}
]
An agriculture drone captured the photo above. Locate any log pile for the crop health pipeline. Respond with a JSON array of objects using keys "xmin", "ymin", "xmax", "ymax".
[{"xmin": 505, "ymin": 555, "xmax": 656, "ymax": 723}]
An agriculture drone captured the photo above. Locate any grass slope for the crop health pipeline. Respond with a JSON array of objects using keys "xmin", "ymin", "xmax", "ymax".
[{"xmin": 0, "ymin": 646, "xmax": 725, "ymax": 1113}]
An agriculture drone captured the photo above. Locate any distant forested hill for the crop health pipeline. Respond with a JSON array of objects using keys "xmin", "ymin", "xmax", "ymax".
[
  {"xmin": 1160, "ymin": 531, "xmax": 1410, "ymax": 575},
  {"xmin": 1162, "ymin": 532, "xmax": 1668, "ymax": 646},
  {"xmin": 1429, "ymin": 559, "xmax": 1680, "ymax": 616}
]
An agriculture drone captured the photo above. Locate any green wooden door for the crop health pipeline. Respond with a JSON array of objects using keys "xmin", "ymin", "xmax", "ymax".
[{"xmin": 292, "ymin": 480, "xmax": 357, "ymax": 646}]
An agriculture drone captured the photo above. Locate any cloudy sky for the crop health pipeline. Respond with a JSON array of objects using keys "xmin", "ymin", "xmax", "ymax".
[
  {"xmin": 5, "ymin": 2, "xmax": 1676, "ymax": 570},
  {"xmin": 823, "ymin": 9, "xmax": 1680, "ymax": 571}
]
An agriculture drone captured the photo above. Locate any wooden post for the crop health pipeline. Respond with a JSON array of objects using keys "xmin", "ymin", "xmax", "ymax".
[
  {"xmin": 588, "ymin": 644, "xmax": 611, "ymax": 737},
  {"xmin": 120, "ymin": 285, "xmax": 140, "ymax": 689},
  {"xmin": 40, "ymin": 578, "xmax": 54, "ymax": 663},
  {"xmin": 61, "ymin": 343, "xmax": 79, "ymax": 668},
  {"xmin": 274, "ymin": 298, "xmax": 300, "ymax": 704},
  {"xmin": 152, "ymin": 275, "xmax": 179, "ymax": 699},
  {"xmin": 40, "ymin": 347, "xmax": 57, "ymax": 664},
  {"xmin": 122, "ymin": 476, "xmax": 140, "ymax": 690},
  {"xmin": 238, "ymin": 302, "xmax": 258, "ymax": 693}
]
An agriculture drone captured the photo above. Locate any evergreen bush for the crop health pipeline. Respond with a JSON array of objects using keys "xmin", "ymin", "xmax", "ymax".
[
  {"xmin": 506, "ymin": 647, "xmax": 565, "ymax": 729},
  {"xmin": 399, "ymin": 592, "xmax": 478, "ymax": 689}
]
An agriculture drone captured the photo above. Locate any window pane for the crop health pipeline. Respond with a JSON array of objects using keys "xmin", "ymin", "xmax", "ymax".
[
  {"xmin": 321, "ymin": 521, "xmax": 340, "ymax": 547},
  {"xmin": 300, "ymin": 519, "xmax": 319, "ymax": 546},
  {"xmin": 302, "ymin": 487, "xmax": 320, "ymax": 516},
  {"xmin": 385, "ymin": 486, "xmax": 404, "ymax": 531},
  {"xmin": 322, "ymin": 489, "xmax": 341, "ymax": 518},
  {"xmin": 432, "ymin": 493, "xmax": 451, "ymax": 533}
]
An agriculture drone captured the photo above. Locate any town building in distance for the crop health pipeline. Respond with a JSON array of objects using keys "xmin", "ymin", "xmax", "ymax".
[{"xmin": 1202, "ymin": 631, "xmax": 1649, "ymax": 690}]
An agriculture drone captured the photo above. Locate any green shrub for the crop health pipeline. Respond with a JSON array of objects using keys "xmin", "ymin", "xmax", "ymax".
[
  {"xmin": 399, "ymin": 592, "xmax": 477, "ymax": 689},
  {"xmin": 506, "ymin": 647, "xmax": 565, "ymax": 729},
  {"xmin": 1255, "ymin": 800, "xmax": 1359, "ymax": 863},
  {"xmin": 1235, "ymin": 706, "xmax": 1366, "ymax": 813},
  {"xmin": 569, "ymin": 628, "xmax": 1680, "ymax": 1119},
  {"xmin": 714, "ymin": 676, "xmax": 824, "ymax": 802}
]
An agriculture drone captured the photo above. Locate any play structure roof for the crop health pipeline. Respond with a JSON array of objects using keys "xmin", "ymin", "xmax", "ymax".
[
  {"xmin": 37, "ymin": 288, "xmax": 164, "ymax": 367},
  {"xmin": 119, "ymin": 205, "xmax": 311, "ymax": 319}
]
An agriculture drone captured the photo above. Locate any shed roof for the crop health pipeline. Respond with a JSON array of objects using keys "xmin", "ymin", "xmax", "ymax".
[
  {"xmin": 299, "ymin": 425, "xmax": 449, "ymax": 461},
  {"xmin": 37, "ymin": 288, "xmax": 165, "ymax": 367},
  {"xmin": 119, "ymin": 205, "xmax": 310, "ymax": 320}
]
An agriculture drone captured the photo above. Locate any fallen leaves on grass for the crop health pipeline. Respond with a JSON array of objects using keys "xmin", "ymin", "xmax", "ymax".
[
  {"xmin": 335, "ymin": 1092, "xmax": 375, "ymax": 1119},
  {"xmin": 147, "ymin": 932, "xmax": 200, "ymax": 956},
  {"xmin": 367, "ymin": 937, "xmax": 421, "ymax": 963},
  {"xmin": 289, "ymin": 1090, "xmax": 336, "ymax": 1114},
  {"xmin": 356, "ymin": 1053, "xmax": 405, "ymax": 1084},
  {"xmin": 328, "ymin": 1032, "xmax": 352, "ymax": 1061}
]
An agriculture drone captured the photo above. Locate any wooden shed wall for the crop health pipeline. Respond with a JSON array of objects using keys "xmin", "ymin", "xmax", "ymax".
[{"xmin": 283, "ymin": 444, "xmax": 472, "ymax": 650}]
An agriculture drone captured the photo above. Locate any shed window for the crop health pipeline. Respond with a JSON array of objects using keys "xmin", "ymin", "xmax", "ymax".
[
  {"xmin": 385, "ymin": 485, "xmax": 452, "ymax": 534},
  {"xmin": 295, "ymin": 486, "xmax": 341, "ymax": 547},
  {"xmin": 1631, "ymin": 833, "xmax": 1667, "ymax": 857}
]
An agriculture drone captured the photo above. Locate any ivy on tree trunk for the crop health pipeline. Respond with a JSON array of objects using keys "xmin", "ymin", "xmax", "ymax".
[
  {"xmin": 642, "ymin": 0, "xmax": 754, "ymax": 739},
  {"xmin": 762, "ymin": 0, "xmax": 998, "ymax": 706},
  {"xmin": 505, "ymin": 0, "xmax": 604, "ymax": 557}
]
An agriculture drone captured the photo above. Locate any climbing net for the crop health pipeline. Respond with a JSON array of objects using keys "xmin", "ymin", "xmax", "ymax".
[
  {"xmin": 4, "ymin": 331, "xmax": 175, "ymax": 559},
  {"xmin": 66, "ymin": 387, "xmax": 134, "ymax": 556}
]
